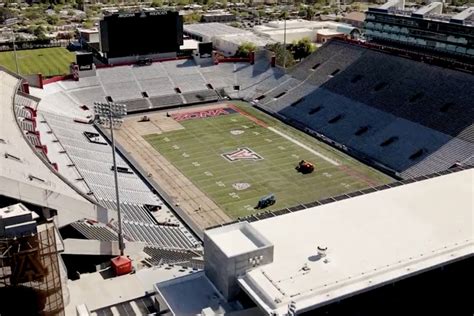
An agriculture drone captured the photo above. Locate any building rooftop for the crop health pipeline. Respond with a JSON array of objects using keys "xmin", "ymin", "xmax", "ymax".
[
  {"xmin": 343, "ymin": 11, "xmax": 366, "ymax": 23},
  {"xmin": 0, "ymin": 203, "xmax": 39, "ymax": 220},
  {"xmin": 451, "ymin": 6, "xmax": 474, "ymax": 23},
  {"xmin": 214, "ymin": 168, "xmax": 474, "ymax": 314},
  {"xmin": 317, "ymin": 28, "xmax": 343, "ymax": 36},
  {"xmin": 67, "ymin": 264, "xmax": 199, "ymax": 314},
  {"xmin": 184, "ymin": 22, "xmax": 248, "ymax": 38},
  {"xmin": 412, "ymin": 2, "xmax": 443, "ymax": 17},
  {"xmin": 156, "ymin": 272, "xmax": 228, "ymax": 316}
]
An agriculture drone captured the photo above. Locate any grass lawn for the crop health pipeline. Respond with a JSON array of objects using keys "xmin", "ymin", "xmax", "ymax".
[
  {"xmin": 145, "ymin": 103, "xmax": 392, "ymax": 219},
  {"xmin": 0, "ymin": 47, "xmax": 75, "ymax": 77}
]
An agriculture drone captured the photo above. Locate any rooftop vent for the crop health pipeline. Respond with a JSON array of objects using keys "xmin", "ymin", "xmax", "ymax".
[
  {"xmin": 328, "ymin": 114, "xmax": 344, "ymax": 124},
  {"xmin": 409, "ymin": 148, "xmax": 426, "ymax": 160},
  {"xmin": 317, "ymin": 246, "xmax": 327, "ymax": 257},
  {"xmin": 330, "ymin": 69, "xmax": 340, "ymax": 76},
  {"xmin": 355, "ymin": 125, "xmax": 370, "ymax": 136},
  {"xmin": 274, "ymin": 91, "xmax": 286, "ymax": 99},
  {"xmin": 309, "ymin": 106, "xmax": 323, "ymax": 115},
  {"xmin": 291, "ymin": 98, "xmax": 304, "ymax": 107},
  {"xmin": 380, "ymin": 136, "xmax": 399, "ymax": 147}
]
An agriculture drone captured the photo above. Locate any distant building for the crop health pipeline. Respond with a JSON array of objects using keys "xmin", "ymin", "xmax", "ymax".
[
  {"xmin": 342, "ymin": 11, "xmax": 366, "ymax": 28},
  {"xmin": 78, "ymin": 28, "xmax": 99, "ymax": 44},
  {"xmin": 254, "ymin": 19, "xmax": 360, "ymax": 43},
  {"xmin": 201, "ymin": 11, "xmax": 236, "ymax": 23},
  {"xmin": 184, "ymin": 23, "xmax": 274, "ymax": 56},
  {"xmin": 364, "ymin": 1, "xmax": 474, "ymax": 60}
]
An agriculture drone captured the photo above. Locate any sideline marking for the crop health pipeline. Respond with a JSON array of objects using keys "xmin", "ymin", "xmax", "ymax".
[{"xmin": 267, "ymin": 127, "xmax": 340, "ymax": 166}]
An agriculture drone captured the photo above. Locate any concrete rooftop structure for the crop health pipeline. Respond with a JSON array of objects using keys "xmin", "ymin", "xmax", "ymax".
[{"xmin": 204, "ymin": 168, "xmax": 473, "ymax": 315}]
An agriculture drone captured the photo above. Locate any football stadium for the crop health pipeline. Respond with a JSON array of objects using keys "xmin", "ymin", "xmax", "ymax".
[{"xmin": 0, "ymin": 2, "xmax": 473, "ymax": 316}]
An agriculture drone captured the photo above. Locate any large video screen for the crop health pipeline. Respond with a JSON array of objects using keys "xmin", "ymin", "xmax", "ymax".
[{"xmin": 100, "ymin": 11, "xmax": 183, "ymax": 58}]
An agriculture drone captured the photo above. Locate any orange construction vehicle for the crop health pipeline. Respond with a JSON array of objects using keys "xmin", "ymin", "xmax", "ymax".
[{"xmin": 296, "ymin": 160, "xmax": 314, "ymax": 174}]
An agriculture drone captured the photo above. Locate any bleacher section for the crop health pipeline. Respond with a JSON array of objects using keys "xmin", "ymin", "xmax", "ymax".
[
  {"xmin": 41, "ymin": 112, "xmax": 161, "ymax": 205},
  {"xmin": 119, "ymin": 221, "xmax": 200, "ymax": 250},
  {"xmin": 143, "ymin": 246, "xmax": 201, "ymax": 266},
  {"xmin": 54, "ymin": 58, "xmax": 284, "ymax": 113},
  {"xmin": 35, "ymin": 109, "xmax": 201, "ymax": 251},
  {"xmin": 71, "ymin": 221, "xmax": 118, "ymax": 241},
  {"xmin": 31, "ymin": 41, "xmax": 473, "ymax": 198},
  {"xmin": 253, "ymin": 40, "xmax": 474, "ymax": 178}
]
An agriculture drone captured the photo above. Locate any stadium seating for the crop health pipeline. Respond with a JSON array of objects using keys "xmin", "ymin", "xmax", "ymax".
[
  {"xmin": 71, "ymin": 221, "xmax": 118, "ymax": 242},
  {"xmin": 41, "ymin": 112, "xmax": 162, "ymax": 205},
  {"xmin": 183, "ymin": 90, "xmax": 219, "ymax": 104},
  {"xmin": 143, "ymin": 246, "xmax": 201, "ymax": 266},
  {"xmin": 120, "ymin": 221, "xmax": 200, "ymax": 250},
  {"xmin": 31, "ymin": 40, "xmax": 474, "ymax": 183},
  {"xmin": 253, "ymin": 40, "xmax": 474, "ymax": 178}
]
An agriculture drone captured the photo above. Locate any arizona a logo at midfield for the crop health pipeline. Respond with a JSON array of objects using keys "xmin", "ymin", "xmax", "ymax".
[{"xmin": 222, "ymin": 147, "xmax": 263, "ymax": 162}]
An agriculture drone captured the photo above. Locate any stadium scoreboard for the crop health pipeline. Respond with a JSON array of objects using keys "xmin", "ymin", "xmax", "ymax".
[{"xmin": 99, "ymin": 11, "xmax": 183, "ymax": 58}]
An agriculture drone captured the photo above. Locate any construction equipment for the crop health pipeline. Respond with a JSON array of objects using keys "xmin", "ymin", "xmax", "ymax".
[
  {"xmin": 256, "ymin": 194, "xmax": 276, "ymax": 209},
  {"xmin": 296, "ymin": 160, "xmax": 314, "ymax": 174}
]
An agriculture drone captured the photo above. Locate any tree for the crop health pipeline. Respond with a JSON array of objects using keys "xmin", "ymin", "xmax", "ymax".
[
  {"xmin": 266, "ymin": 43, "xmax": 295, "ymax": 68},
  {"xmin": 291, "ymin": 37, "xmax": 315, "ymax": 61},
  {"xmin": 151, "ymin": 0, "xmax": 163, "ymax": 6},
  {"xmin": 183, "ymin": 12, "xmax": 202, "ymax": 24},
  {"xmin": 33, "ymin": 26, "xmax": 48, "ymax": 40},
  {"xmin": 236, "ymin": 42, "xmax": 256, "ymax": 57},
  {"xmin": 46, "ymin": 14, "xmax": 59, "ymax": 25},
  {"xmin": 0, "ymin": 7, "xmax": 14, "ymax": 24}
]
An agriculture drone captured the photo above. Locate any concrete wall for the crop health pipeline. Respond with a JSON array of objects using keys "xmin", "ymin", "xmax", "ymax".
[{"xmin": 204, "ymin": 222, "xmax": 274, "ymax": 300}]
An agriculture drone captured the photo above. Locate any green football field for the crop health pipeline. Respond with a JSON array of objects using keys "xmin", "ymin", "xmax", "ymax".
[
  {"xmin": 0, "ymin": 47, "xmax": 75, "ymax": 77},
  {"xmin": 145, "ymin": 103, "xmax": 392, "ymax": 219}
]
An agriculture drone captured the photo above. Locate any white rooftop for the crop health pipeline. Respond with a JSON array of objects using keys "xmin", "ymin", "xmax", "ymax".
[
  {"xmin": 156, "ymin": 272, "xmax": 227, "ymax": 316},
  {"xmin": 67, "ymin": 264, "xmax": 199, "ymax": 314},
  {"xmin": 224, "ymin": 169, "xmax": 474, "ymax": 314},
  {"xmin": 217, "ymin": 33, "xmax": 276, "ymax": 47},
  {"xmin": 0, "ymin": 203, "xmax": 39, "ymax": 220},
  {"xmin": 184, "ymin": 22, "xmax": 248, "ymax": 38},
  {"xmin": 210, "ymin": 228, "xmax": 259, "ymax": 257}
]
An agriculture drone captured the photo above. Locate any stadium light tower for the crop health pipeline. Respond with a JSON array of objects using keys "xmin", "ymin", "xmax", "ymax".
[{"xmin": 94, "ymin": 101, "xmax": 127, "ymax": 256}]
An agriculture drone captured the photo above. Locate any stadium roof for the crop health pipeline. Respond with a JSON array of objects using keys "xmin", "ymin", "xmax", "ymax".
[
  {"xmin": 210, "ymin": 168, "xmax": 473, "ymax": 314},
  {"xmin": 0, "ymin": 69, "xmax": 114, "ymax": 227}
]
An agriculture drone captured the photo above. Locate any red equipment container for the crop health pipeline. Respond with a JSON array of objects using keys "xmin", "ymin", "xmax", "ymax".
[{"xmin": 111, "ymin": 256, "xmax": 132, "ymax": 276}]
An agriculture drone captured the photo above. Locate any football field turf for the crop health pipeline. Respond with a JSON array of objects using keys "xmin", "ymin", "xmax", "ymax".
[
  {"xmin": 144, "ymin": 103, "xmax": 392, "ymax": 219},
  {"xmin": 0, "ymin": 47, "xmax": 75, "ymax": 77}
]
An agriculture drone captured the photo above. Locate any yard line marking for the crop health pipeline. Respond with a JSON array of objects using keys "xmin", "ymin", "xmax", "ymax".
[{"xmin": 267, "ymin": 127, "xmax": 340, "ymax": 166}]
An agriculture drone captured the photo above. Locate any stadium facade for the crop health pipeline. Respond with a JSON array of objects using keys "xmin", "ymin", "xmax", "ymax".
[{"xmin": 365, "ymin": 2, "xmax": 474, "ymax": 60}]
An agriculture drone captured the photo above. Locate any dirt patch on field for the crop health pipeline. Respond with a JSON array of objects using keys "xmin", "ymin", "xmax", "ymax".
[
  {"xmin": 123, "ymin": 112, "xmax": 184, "ymax": 136},
  {"xmin": 115, "ymin": 114, "xmax": 232, "ymax": 233}
]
